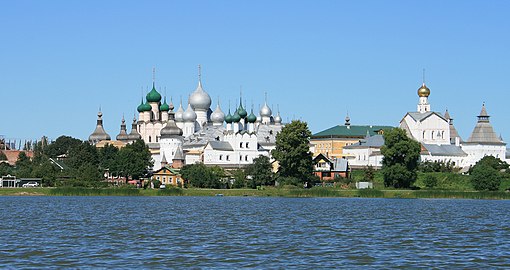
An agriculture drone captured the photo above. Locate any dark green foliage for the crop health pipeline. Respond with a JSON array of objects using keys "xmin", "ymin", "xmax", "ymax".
[
  {"xmin": 277, "ymin": 176, "xmax": 302, "ymax": 187},
  {"xmin": 44, "ymin": 136, "xmax": 82, "ymax": 158},
  {"xmin": 381, "ymin": 128, "xmax": 421, "ymax": 188},
  {"xmin": 180, "ymin": 163, "xmax": 223, "ymax": 188},
  {"xmin": 0, "ymin": 151, "xmax": 7, "ymax": 161},
  {"xmin": 423, "ymin": 175, "xmax": 438, "ymax": 189},
  {"xmin": 363, "ymin": 165, "xmax": 375, "ymax": 182},
  {"xmin": 68, "ymin": 163, "xmax": 105, "ymax": 188},
  {"xmin": 67, "ymin": 141, "xmax": 99, "ymax": 169},
  {"xmin": 158, "ymin": 187, "xmax": 184, "ymax": 196},
  {"xmin": 116, "ymin": 140, "xmax": 153, "ymax": 180},
  {"xmin": 470, "ymin": 164, "xmax": 501, "ymax": 191},
  {"xmin": 15, "ymin": 152, "xmax": 32, "ymax": 178},
  {"xmin": 271, "ymin": 120, "xmax": 313, "ymax": 184},
  {"xmin": 469, "ymin": 156, "xmax": 509, "ymax": 174},
  {"xmin": 245, "ymin": 155, "xmax": 274, "ymax": 188},
  {"xmin": 231, "ymin": 169, "xmax": 246, "ymax": 189},
  {"xmin": 99, "ymin": 143, "xmax": 119, "ymax": 174},
  {"xmin": 419, "ymin": 160, "xmax": 457, "ymax": 173},
  {"xmin": 0, "ymin": 163, "xmax": 14, "ymax": 176}
]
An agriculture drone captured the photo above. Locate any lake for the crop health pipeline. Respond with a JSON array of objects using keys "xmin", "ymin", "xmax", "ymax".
[{"xmin": 1, "ymin": 196, "xmax": 509, "ymax": 268}]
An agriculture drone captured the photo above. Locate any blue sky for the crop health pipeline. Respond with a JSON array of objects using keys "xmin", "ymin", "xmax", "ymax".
[{"xmin": 1, "ymin": 1, "xmax": 509, "ymax": 142}]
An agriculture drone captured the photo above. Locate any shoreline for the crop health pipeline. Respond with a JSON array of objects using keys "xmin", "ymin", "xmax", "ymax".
[{"xmin": 1, "ymin": 187, "xmax": 510, "ymax": 200}]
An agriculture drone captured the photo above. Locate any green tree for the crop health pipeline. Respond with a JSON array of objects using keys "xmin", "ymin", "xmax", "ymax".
[
  {"xmin": 71, "ymin": 163, "xmax": 105, "ymax": 187},
  {"xmin": 271, "ymin": 120, "xmax": 313, "ymax": 184},
  {"xmin": 99, "ymin": 143, "xmax": 119, "ymax": 175},
  {"xmin": 470, "ymin": 164, "xmax": 501, "ymax": 191},
  {"xmin": 231, "ymin": 169, "xmax": 246, "ymax": 189},
  {"xmin": 0, "ymin": 163, "xmax": 14, "ymax": 176},
  {"xmin": 0, "ymin": 151, "xmax": 7, "ymax": 161},
  {"xmin": 381, "ymin": 128, "xmax": 421, "ymax": 188},
  {"xmin": 180, "ymin": 163, "xmax": 221, "ymax": 188},
  {"xmin": 423, "ymin": 175, "xmax": 438, "ymax": 189},
  {"xmin": 245, "ymin": 155, "xmax": 274, "ymax": 188},
  {"xmin": 66, "ymin": 141, "xmax": 99, "ymax": 169},
  {"xmin": 45, "ymin": 136, "xmax": 82, "ymax": 158},
  {"xmin": 116, "ymin": 140, "xmax": 153, "ymax": 181},
  {"xmin": 15, "ymin": 152, "xmax": 33, "ymax": 178},
  {"xmin": 363, "ymin": 165, "xmax": 375, "ymax": 182},
  {"xmin": 469, "ymin": 156, "xmax": 509, "ymax": 174}
]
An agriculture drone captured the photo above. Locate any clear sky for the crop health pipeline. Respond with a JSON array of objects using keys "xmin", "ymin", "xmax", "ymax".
[{"xmin": 1, "ymin": 0, "xmax": 509, "ymax": 143}]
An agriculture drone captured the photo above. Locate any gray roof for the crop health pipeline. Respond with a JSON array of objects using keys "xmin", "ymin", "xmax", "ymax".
[
  {"xmin": 333, "ymin": 158, "xmax": 349, "ymax": 172},
  {"xmin": 89, "ymin": 112, "xmax": 111, "ymax": 143},
  {"xmin": 404, "ymin": 111, "xmax": 446, "ymax": 123},
  {"xmin": 344, "ymin": 135, "xmax": 385, "ymax": 149},
  {"xmin": 422, "ymin": 144, "xmax": 467, "ymax": 157},
  {"xmin": 207, "ymin": 141, "xmax": 233, "ymax": 151},
  {"xmin": 173, "ymin": 145, "xmax": 185, "ymax": 160},
  {"xmin": 256, "ymin": 124, "xmax": 282, "ymax": 145},
  {"xmin": 182, "ymin": 125, "xmax": 225, "ymax": 148},
  {"xmin": 466, "ymin": 105, "xmax": 504, "ymax": 145}
]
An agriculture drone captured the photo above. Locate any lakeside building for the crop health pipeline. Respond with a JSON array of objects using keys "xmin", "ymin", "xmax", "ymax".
[
  {"xmin": 310, "ymin": 116, "xmax": 392, "ymax": 160},
  {"xmin": 88, "ymin": 67, "xmax": 284, "ymax": 173},
  {"xmin": 342, "ymin": 82, "xmax": 509, "ymax": 170}
]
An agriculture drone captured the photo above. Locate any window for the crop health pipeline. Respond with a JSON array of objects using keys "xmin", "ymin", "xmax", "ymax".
[
  {"xmin": 240, "ymin": 142, "xmax": 243, "ymax": 148},
  {"xmin": 226, "ymin": 155, "xmax": 230, "ymax": 161},
  {"xmin": 149, "ymin": 136, "xmax": 152, "ymax": 142},
  {"xmin": 245, "ymin": 155, "xmax": 248, "ymax": 161},
  {"xmin": 219, "ymin": 155, "xmax": 223, "ymax": 161},
  {"xmin": 246, "ymin": 142, "xmax": 249, "ymax": 148}
]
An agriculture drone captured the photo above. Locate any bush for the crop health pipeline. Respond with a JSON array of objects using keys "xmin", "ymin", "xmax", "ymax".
[
  {"xmin": 471, "ymin": 164, "xmax": 501, "ymax": 191},
  {"xmin": 423, "ymin": 175, "xmax": 438, "ymax": 189}
]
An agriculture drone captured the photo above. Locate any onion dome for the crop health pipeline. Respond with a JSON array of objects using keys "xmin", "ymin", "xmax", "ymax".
[
  {"xmin": 237, "ymin": 100, "xmax": 248, "ymax": 119},
  {"xmin": 116, "ymin": 117, "xmax": 129, "ymax": 141},
  {"xmin": 260, "ymin": 102, "xmax": 272, "ymax": 117},
  {"xmin": 183, "ymin": 103, "xmax": 197, "ymax": 122},
  {"xmin": 274, "ymin": 112, "xmax": 282, "ymax": 124},
  {"xmin": 160, "ymin": 97, "xmax": 170, "ymax": 112},
  {"xmin": 189, "ymin": 80, "xmax": 212, "ymax": 111},
  {"xmin": 175, "ymin": 102, "xmax": 185, "ymax": 122},
  {"xmin": 211, "ymin": 103, "xmax": 225, "ymax": 124},
  {"xmin": 146, "ymin": 83, "xmax": 162, "ymax": 103},
  {"xmin": 137, "ymin": 99, "xmax": 146, "ymax": 113},
  {"xmin": 89, "ymin": 111, "xmax": 111, "ymax": 143},
  {"xmin": 225, "ymin": 109, "xmax": 233, "ymax": 124},
  {"xmin": 417, "ymin": 83, "xmax": 430, "ymax": 97},
  {"xmin": 142, "ymin": 101, "xmax": 151, "ymax": 112},
  {"xmin": 232, "ymin": 109, "xmax": 241, "ymax": 123},
  {"xmin": 160, "ymin": 117, "xmax": 183, "ymax": 138},
  {"xmin": 128, "ymin": 117, "xmax": 141, "ymax": 140},
  {"xmin": 247, "ymin": 109, "xmax": 257, "ymax": 123}
]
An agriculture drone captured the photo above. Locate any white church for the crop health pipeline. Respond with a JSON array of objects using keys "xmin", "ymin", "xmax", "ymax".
[
  {"xmin": 89, "ymin": 67, "xmax": 284, "ymax": 171},
  {"xmin": 344, "ymin": 82, "xmax": 508, "ymax": 170}
]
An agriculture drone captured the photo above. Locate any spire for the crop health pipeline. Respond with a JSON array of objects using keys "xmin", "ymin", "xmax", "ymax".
[
  {"xmin": 345, "ymin": 112, "xmax": 351, "ymax": 126},
  {"xmin": 198, "ymin": 64, "xmax": 202, "ymax": 83},
  {"xmin": 467, "ymin": 103, "xmax": 502, "ymax": 144}
]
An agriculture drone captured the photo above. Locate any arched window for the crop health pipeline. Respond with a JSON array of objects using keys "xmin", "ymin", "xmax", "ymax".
[
  {"xmin": 246, "ymin": 142, "xmax": 249, "ymax": 148},
  {"xmin": 240, "ymin": 142, "xmax": 243, "ymax": 148},
  {"xmin": 219, "ymin": 155, "xmax": 223, "ymax": 161},
  {"xmin": 149, "ymin": 136, "xmax": 152, "ymax": 142},
  {"xmin": 245, "ymin": 156, "xmax": 248, "ymax": 161}
]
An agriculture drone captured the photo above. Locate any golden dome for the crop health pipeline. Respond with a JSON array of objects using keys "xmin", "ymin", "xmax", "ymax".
[{"xmin": 417, "ymin": 83, "xmax": 430, "ymax": 97}]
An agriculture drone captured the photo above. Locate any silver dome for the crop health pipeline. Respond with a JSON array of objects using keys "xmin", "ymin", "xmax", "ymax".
[
  {"xmin": 260, "ymin": 102, "xmax": 272, "ymax": 117},
  {"xmin": 128, "ymin": 117, "xmax": 141, "ymax": 140},
  {"xmin": 89, "ymin": 111, "xmax": 111, "ymax": 143},
  {"xmin": 274, "ymin": 112, "xmax": 282, "ymax": 124},
  {"xmin": 116, "ymin": 117, "xmax": 129, "ymax": 141},
  {"xmin": 161, "ymin": 118, "xmax": 183, "ymax": 138},
  {"xmin": 183, "ymin": 103, "xmax": 197, "ymax": 122},
  {"xmin": 210, "ymin": 104, "xmax": 225, "ymax": 123},
  {"xmin": 175, "ymin": 103, "xmax": 185, "ymax": 122},
  {"xmin": 189, "ymin": 81, "xmax": 212, "ymax": 111}
]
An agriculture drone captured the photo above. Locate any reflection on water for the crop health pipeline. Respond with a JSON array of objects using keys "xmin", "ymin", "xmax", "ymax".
[{"xmin": 1, "ymin": 196, "xmax": 509, "ymax": 268}]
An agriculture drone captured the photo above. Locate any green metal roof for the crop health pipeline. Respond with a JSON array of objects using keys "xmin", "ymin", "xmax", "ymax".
[{"xmin": 312, "ymin": 125, "xmax": 394, "ymax": 138}]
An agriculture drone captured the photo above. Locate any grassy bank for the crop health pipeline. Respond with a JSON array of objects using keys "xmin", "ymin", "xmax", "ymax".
[{"xmin": 1, "ymin": 187, "xmax": 510, "ymax": 200}]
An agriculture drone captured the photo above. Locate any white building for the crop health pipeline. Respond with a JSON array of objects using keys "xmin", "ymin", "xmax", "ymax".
[{"xmin": 90, "ymin": 67, "xmax": 284, "ymax": 171}]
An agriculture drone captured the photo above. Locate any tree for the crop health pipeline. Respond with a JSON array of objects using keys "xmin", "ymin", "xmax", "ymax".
[
  {"xmin": 231, "ymin": 169, "xmax": 246, "ymax": 189},
  {"xmin": 180, "ymin": 163, "xmax": 221, "ymax": 188},
  {"xmin": 363, "ymin": 165, "xmax": 375, "ymax": 182},
  {"xmin": 245, "ymin": 155, "xmax": 274, "ymax": 188},
  {"xmin": 15, "ymin": 152, "xmax": 33, "ymax": 178},
  {"xmin": 0, "ymin": 151, "xmax": 7, "ymax": 161},
  {"xmin": 99, "ymin": 143, "xmax": 119, "ymax": 175},
  {"xmin": 44, "ymin": 136, "xmax": 82, "ymax": 158},
  {"xmin": 469, "ymin": 156, "xmax": 509, "ymax": 174},
  {"xmin": 423, "ymin": 175, "xmax": 438, "ymax": 189},
  {"xmin": 471, "ymin": 164, "xmax": 501, "ymax": 191},
  {"xmin": 381, "ymin": 128, "xmax": 421, "ymax": 188},
  {"xmin": 116, "ymin": 140, "xmax": 153, "ymax": 181},
  {"xmin": 66, "ymin": 141, "xmax": 99, "ymax": 169},
  {"xmin": 271, "ymin": 120, "xmax": 313, "ymax": 184}
]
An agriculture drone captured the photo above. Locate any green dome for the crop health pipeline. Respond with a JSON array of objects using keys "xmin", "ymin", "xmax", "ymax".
[
  {"xmin": 146, "ymin": 83, "xmax": 162, "ymax": 103},
  {"xmin": 141, "ymin": 101, "xmax": 151, "ymax": 112},
  {"xmin": 137, "ymin": 99, "xmax": 145, "ymax": 112},
  {"xmin": 160, "ymin": 97, "xmax": 170, "ymax": 111},
  {"xmin": 238, "ymin": 103, "xmax": 247, "ymax": 118},
  {"xmin": 232, "ymin": 110, "xmax": 241, "ymax": 122},
  {"xmin": 247, "ymin": 109, "xmax": 257, "ymax": 123},
  {"xmin": 225, "ymin": 109, "xmax": 233, "ymax": 123}
]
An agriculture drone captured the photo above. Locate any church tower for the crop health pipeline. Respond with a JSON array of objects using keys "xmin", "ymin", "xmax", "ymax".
[{"xmin": 417, "ymin": 83, "xmax": 431, "ymax": 113}]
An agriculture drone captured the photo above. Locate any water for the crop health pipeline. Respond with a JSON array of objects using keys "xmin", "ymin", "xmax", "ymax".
[{"xmin": 1, "ymin": 196, "xmax": 509, "ymax": 269}]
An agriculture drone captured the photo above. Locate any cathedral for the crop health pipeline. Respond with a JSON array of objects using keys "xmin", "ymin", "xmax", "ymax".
[
  {"xmin": 344, "ymin": 82, "xmax": 508, "ymax": 170},
  {"xmin": 88, "ymin": 68, "xmax": 284, "ymax": 171}
]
